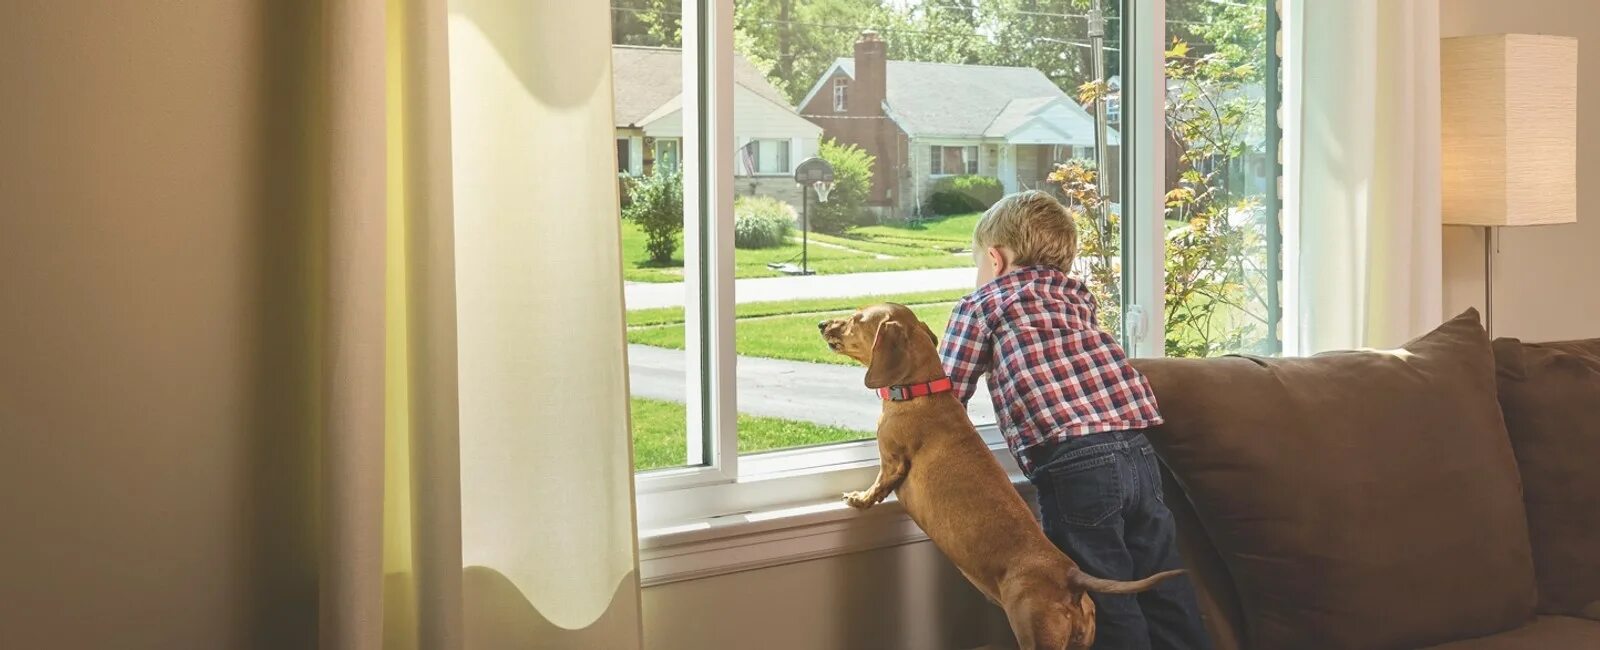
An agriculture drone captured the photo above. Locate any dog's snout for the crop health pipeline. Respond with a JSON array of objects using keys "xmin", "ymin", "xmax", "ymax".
[{"xmin": 818, "ymin": 320, "xmax": 829, "ymax": 333}]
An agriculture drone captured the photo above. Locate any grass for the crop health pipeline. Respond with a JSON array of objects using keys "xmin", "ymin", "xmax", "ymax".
[
  {"xmin": 630, "ymin": 397, "xmax": 868, "ymax": 471},
  {"xmin": 630, "ymin": 301, "xmax": 960, "ymax": 365},
  {"xmin": 849, "ymin": 212, "xmax": 982, "ymax": 249},
  {"xmin": 625, "ymin": 288, "xmax": 972, "ymax": 328},
  {"xmin": 619, "ymin": 213, "xmax": 982, "ymax": 283}
]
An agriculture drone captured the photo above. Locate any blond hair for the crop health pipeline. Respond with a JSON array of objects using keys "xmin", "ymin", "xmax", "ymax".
[{"xmin": 972, "ymin": 190, "xmax": 1078, "ymax": 270}]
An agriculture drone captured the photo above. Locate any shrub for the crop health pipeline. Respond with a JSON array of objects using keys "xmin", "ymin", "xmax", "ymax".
[
  {"xmin": 808, "ymin": 139, "xmax": 875, "ymax": 235},
  {"xmin": 925, "ymin": 175, "xmax": 1003, "ymax": 215},
  {"xmin": 622, "ymin": 168, "xmax": 684, "ymax": 264},
  {"xmin": 733, "ymin": 195, "xmax": 796, "ymax": 249}
]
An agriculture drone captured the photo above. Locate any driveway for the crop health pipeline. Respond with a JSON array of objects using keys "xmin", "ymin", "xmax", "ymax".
[
  {"xmin": 624, "ymin": 266, "xmax": 976, "ymax": 310},
  {"xmin": 627, "ymin": 344, "xmax": 996, "ymax": 432}
]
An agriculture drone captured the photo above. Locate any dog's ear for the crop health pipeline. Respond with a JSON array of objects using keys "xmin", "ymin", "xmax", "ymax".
[
  {"xmin": 918, "ymin": 320, "xmax": 938, "ymax": 348},
  {"xmin": 864, "ymin": 321, "xmax": 911, "ymax": 389}
]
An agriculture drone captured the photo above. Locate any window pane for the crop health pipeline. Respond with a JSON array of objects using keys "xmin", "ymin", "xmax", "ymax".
[
  {"xmin": 612, "ymin": 1, "xmax": 699, "ymax": 472},
  {"xmin": 726, "ymin": 0, "xmax": 1127, "ymax": 456},
  {"xmin": 1164, "ymin": 0, "xmax": 1280, "ymax": 357}
]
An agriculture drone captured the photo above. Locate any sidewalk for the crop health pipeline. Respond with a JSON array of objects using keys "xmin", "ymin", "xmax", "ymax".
[
  {"xmin": 624, "ymin": 266, "xmax": 975, "ymax": 310},
  {"xmin": 627, "ymin": 344, "xmax": 995, "ymax": 431}
]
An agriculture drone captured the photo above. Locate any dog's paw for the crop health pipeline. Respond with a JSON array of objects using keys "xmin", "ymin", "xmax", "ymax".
[{"xmin": 843, "ymin": 490, "xmax": 874, "ymax": 509}]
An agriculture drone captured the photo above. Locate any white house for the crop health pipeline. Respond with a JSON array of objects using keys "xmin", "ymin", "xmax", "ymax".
[
  {"xmin": 613, "ymin": 45, "xmax": 823, "ymax": 208},
  {"xmin": 797, "ymin": 32, "xmax": 1117, "ymax": 216}
]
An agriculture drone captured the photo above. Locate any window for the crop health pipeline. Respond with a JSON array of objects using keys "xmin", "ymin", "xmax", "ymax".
[
  {"xmin": 654, "ymin": 138, "xmax": 681, "ymax": 174},
  {"xmin": 616, "ymin": 138, "xmax": 632, "ymax": 175},
  {"xmin": 930, "ymin": 145, "xmax": 979, "ymax": 176},
  {"xmin": 1162, "ymin": 0, "xmax": 1282, "ymax": 356},
  {"xmin": 616, "ymin": 0, "xmax": 1281, "ymax": 531},
  {"xmin": 739, "ymin": 139, "xmax": 791, "ymax": 175}
]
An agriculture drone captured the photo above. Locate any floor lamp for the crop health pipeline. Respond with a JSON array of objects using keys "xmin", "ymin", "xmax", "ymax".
[{"xmin": 1441, "ymin": 34, "xmax": 1578, "ymax": 338}]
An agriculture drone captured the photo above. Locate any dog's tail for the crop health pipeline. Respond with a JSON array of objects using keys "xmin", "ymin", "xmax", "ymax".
[{"xmin": 1068, "ymin": 568, "xmax": 1186, "ymax": 595}]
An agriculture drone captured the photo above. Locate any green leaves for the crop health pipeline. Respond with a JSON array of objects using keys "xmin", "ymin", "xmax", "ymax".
[
  {"xmin": 808, "ymin": 139, "xmax": 874, "ymax": 235},
  {"xmin": 623, "ymin": 169, "xmax": 686, "ymax": 265}
]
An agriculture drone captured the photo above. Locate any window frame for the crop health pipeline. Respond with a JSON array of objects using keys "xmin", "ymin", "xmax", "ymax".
[
  {"xmin": 832, "ymin": 77, "xmax": 847, "ymax": 112},
  {"xmin": 928, "ymin": 144, "xmax": 980, "ymax": 177},
  {"xmin": 633, "ymin": 0, "xmax": 1285, "ymax": 541},
  {"xmin": 742, "ymin": 137, "xmax": 792, "ymax": 175}
]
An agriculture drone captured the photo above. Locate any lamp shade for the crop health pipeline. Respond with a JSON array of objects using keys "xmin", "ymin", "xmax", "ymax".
[{"xmin": 1441, "ymin": 34, "xmax": 1577, "ymax": 226}]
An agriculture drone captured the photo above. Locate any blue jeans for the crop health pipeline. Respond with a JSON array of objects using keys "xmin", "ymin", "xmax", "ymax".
[{"xmin": 1027, "ymin": 431, "xmax": 1212, "ymax": 650}]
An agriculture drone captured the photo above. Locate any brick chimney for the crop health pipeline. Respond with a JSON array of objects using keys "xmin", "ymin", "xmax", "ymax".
[{"xmin": 852, "ymin": 30, "xmax": 887, "ymax": 117}]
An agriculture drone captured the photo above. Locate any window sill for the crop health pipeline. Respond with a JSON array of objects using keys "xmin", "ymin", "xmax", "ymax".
[{"xmin": 638, "ymin": 438, "xmax": 1029, "ymax": 587}]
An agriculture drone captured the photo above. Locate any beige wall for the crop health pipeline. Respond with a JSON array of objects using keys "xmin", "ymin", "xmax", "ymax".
[
  {"xmin": 642, "ymin": 541, "xmax": 1010, "ymax": 650},
  {"xmin": 0, "ymin": 2, "xmax": 319, "ymax": 647},
  {"xmin": 1441, "ymin": 0, "xmax": 1600, "ymax": 341}
]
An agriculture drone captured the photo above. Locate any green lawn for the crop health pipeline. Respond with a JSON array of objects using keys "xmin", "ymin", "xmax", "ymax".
[
  {"xmin": 625, "ymin": 288, "xmax": 971, "ymax": 328},
  {"xmin": 619, "ymin": 214, "xmax": 980, "ymax": 283},
  {"xmin": 848, "ymin": 212, "xmax": 982, "ymax": 250},
  {"xmin": 630, "ymin": 397, "xmax": 868, "ymax": 470},
  {"xmin": 631, "ymin": 300, "xmax": 959, "ymax": 365}
]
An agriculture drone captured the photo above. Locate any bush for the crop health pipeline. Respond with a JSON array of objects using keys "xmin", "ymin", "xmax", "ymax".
[
  {"xmin": 733, "ymin": 196, "xmax": 796, "ymax": 249},
  {"xmin": 808, "ymin": 139, "xmax": 875, "ymax": 235},
  {"xmin": 622, "ymin": 168, "xmax": 684, "ymax": 264},
  {"xmin": 925, "ymin": 175, "xmax": 1003, "ymax": 215}
]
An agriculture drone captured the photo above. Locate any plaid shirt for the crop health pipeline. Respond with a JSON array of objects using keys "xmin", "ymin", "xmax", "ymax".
[{"xmin": 939, "ymin": 266, "xmax": 1163, "ymax": 474}]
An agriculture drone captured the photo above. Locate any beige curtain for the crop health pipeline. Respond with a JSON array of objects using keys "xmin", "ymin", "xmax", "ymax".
[
  {"xmin": 318, "ymin": 0, "xmax": 642, "ymax": 648},
  {"xmin": 1289, "ymin": 0, "xmax": 1445, "ymax": 352}
]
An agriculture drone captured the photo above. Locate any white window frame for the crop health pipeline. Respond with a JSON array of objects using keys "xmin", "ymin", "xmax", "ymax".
[
  {"xmin": 928, "ymin": 144, "xmax": 980, "ymax": 177},
  {"xmin": 743, "ymin": 138, "xmax": 792, "ymax": 175},
  {"xmin": 832, "ymin": 77, "xmax": 847, "ymax": 112},
  {"xmin": 653, "ymin": 138, "xmax": 682, "ymax": 174},
  {"xmin": 634, "ymin": 0, "xmax": 1174, "ymax": 584}
]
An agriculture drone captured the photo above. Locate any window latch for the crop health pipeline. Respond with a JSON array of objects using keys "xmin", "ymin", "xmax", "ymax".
[{"xmin": 1126, "ymin": 304, "xmax": 1146, "ymax": 342}]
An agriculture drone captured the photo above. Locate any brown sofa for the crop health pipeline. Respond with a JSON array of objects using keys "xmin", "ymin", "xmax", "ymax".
[{"xmin": 1131, "ymin": 310, "xmax": 1600, "ymax": 650}]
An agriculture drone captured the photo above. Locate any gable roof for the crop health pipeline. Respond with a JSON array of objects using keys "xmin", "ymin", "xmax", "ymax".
[
  {"xmin": 803, "ymin": 58, "xmax": 1084, "ymax": 138},
  {"xmin": 611, "ymin": 45, "xmax": 792, "ymax": 127}
]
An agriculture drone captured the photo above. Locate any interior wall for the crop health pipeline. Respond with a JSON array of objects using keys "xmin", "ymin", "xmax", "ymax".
[
  {"xmin": 0, "ymin": 2, "xmax": 320, "ymax": 648},
  {"xmin": 1440, "ymin": 0, "xmax": 1600, "ymax": 341},
  {"xmin": 641, "ymin": 541, "xmax": 1011, "ymax": 650}
]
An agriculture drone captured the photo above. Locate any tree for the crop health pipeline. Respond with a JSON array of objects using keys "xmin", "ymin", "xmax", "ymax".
[
  {"xmin": 623, "ymin": 169, "xmax": 685, "ymax": 265},
  {"xmin": 808, "ymin": 139, "xmax": 874, "ymax": 235},
  {"xmin": 612, "ymin": 0, "xmax": 682, "ymax": 47},
  {"xmin": 734, "ymin": 0, "xmax": 893, "ymax": 103}
]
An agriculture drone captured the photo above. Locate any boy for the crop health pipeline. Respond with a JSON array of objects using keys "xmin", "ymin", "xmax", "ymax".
[{"xmin": 938, "ymin": 191, "xmax": 1210, "ymax": 650}]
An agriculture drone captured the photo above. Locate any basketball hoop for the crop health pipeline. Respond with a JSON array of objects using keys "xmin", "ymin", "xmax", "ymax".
[
  {"xmin": 791, "ymin": 157, "xmax": 837, "ymax": 276},
  {"xmin": 812, "ymin": 180, "xmax": 834, "ymax": 204}
]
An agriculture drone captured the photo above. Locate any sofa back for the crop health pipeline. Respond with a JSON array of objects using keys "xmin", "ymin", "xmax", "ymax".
[
  {"xmin": 1130, "ymin": 311, "xmax": 1539, "ymax": 650},
  {"xmin": 1492, "ymin": 338, "xmax": 1600, "ymax": 619}
]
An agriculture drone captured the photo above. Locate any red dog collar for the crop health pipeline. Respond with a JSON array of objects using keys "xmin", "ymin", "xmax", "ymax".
[{"xmin": 876, "ymin": 377, "xmax": 954, "ymax": 402}]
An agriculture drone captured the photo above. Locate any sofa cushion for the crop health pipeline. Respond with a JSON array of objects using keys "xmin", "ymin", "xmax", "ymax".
[
  {"xmin": 1133, "ymin": 310, "xmax": 1537, "ymax": 650},
  {"xmin": 1421, "ymin": 616, "xmax": 1600, "ymax": 649},
  {"xmin": 1493, "ymin": 338, "xmax": 1600, "ymax": 617}
]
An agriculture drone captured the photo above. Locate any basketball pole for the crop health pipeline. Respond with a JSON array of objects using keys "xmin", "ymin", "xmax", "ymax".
[{"xmin": 801, "ymin": 185, "xmax": 809, "ymax": 274}]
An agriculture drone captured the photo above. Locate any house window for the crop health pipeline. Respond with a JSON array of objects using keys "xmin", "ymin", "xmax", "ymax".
[
  {"xmin": 930, "ymin": 145, "xmax": 979, "ymax": 175},
  {"xmin": 616, "ymin": 138, "xmax": 632, "ymax": 175},
  {"xmin": 618, "ymin": 0, "xmax": 1284, "ymax": 538},
  {"xmin": 654, "ymin": 139, "xmax": 680, "ymax": 174},
  {"xmin": 739, "ymin": 139, "xmax": 791, "ymax": 175}
]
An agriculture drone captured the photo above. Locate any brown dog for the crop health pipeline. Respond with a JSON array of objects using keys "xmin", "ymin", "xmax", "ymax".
[{"xmin": 820, "ymin": 303, "xmax": 1184, "ymax": 650}]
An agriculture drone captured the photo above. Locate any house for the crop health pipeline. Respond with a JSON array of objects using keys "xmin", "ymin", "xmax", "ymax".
[
  {"xmin": 612, "ymin": 45, "xmax": 823, "ymax": 209},
  {"xmin": 797, "ymin": 31, "xmax": 1116, "ymax": 217}
]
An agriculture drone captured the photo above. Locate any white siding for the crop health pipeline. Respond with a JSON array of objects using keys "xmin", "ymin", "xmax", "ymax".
[{"xmin": 732, "ymin": 88, "xmax": 820, "ymax": 140}]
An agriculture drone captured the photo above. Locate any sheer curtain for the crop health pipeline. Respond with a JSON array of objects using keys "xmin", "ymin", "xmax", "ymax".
[
  {"xmin": 1286, "ymin": 0, "xmax": 1445, "ymax": 353},
  {"xmin": 318, "ymin": 0, "xmax": 642, "ymax": 648}
]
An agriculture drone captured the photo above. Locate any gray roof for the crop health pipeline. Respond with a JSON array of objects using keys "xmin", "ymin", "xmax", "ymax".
[
  {"xmin": 612, "ymin": 46, "xmax": 791, "ymax": 127},
  {"xmin": 836, "ymin": 58, "xmax": 1075, "ymax": 137}
]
